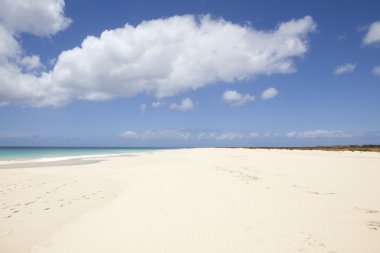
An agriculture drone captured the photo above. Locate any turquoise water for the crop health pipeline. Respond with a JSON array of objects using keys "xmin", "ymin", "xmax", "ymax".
[{"xmin": 0, "ymin": 147, "xmax": 164, "ymax": 161}]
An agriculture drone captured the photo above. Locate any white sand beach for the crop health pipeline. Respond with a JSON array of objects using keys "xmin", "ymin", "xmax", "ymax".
[{"xmin": 0, "ymin": 148, "xmax": 379, "ymax": 253}]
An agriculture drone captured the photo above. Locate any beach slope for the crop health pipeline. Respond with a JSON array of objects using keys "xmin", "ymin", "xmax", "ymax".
[{"xmin": 1, "ymin": 148, "xmax": 379, "ymax": 253}]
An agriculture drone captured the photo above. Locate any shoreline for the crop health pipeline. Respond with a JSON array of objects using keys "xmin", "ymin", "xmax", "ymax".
[
  {"xmin": 0, "ymin": 149, "xmax": 167, "ymax": 166},
  {"xmin": 1, "ymin": 145, "xmax": 378, "ymax": 165},
  {"xmin": 1, "ymin": 148, "xmax": 379, "ymax": 253},
  {"xmin": 0, "ymin": 158, "xmax": 103, "ymax": 169},
  {"xmin": 224, "ymin": 145, "xmax": 380, "ymax": 153},
  {"xmin": 1, "ymin": 145, "xmax": 379, "ymax": 167}
]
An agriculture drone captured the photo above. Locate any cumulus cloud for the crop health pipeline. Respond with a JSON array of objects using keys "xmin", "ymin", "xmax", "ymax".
[
  {"xmin": 363, "ymin": 21, "xmax": 380, "ymax": 45},
  {"xmin": 152, "ymin": 101, "xmax": 166, "ymax": 109},
  {"xmin": 334, "ymin": 63, "xmax": 356, "ymax": 75},
  {"xmin": 119, "ymin": 129, "xmax": 380, "ymax": 143},
  {"xmin": 0, "ymin": 25, "xmax": 20, "ymax": 61},
  {"xmin": 0, "ymin": 0, "xmax": 71, "ymax": 107},
  {"xmin": 372, "ymin": 66, "xmax": 380, "ymax": 76},
  {"xmin": 170, "ymin": 98, "xmax": 194, "ymax": 111},
  {"xmin": 0, "ymin": 12, "xmax": 316, "ymax": 107},
  {"xmin": 0, "ymin": 0, "xmax": 71, "ymax": 36},
  {"xmin": 197, "ymin": 132, "xmax": 245, "ymax": 141},
  {"xmin": 120, "ymin": 131, "xmax": 139, "ymax": 140},
  {"xmin": 19, "ymin": 55, "xmax": 43, "ymax": 71},
  {"xmin": 120, "ymin": 129, "xmax": 191, "ymax": 141},
  {"xmin": 249, "ymin": 132, "xmax": 260, "ymax": 139},
  {"xmin": 286, "ymin": 130, "xmax": 358, "ymax": 138},
  {"xmin": 261, "ymin": 87, "xmax": 278, "ymax": 100},
  {"xmin": 248, "ymin": 130, "xmax": 376, "ymax": 140},
  {"xmin": 222, "ymin": 90, "xmax": 255, "ymax": 106},
  {"xmin": 248, "ymin": 132, "xmax": 281, "ymax": 139},
  {"xmin": 121, "ymin": 129, "xmax": 246, "ymax": 142}
]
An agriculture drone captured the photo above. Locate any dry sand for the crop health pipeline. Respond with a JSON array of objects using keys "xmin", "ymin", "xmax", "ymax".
[{"xmin": 0, "ymin": 148, "xmax": 379, "ymax": 253}]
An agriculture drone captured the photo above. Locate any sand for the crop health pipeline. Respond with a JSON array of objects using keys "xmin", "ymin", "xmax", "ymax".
[{"xmin": 0, "ymin": 148, "xmax": 379, "ymax": 253}]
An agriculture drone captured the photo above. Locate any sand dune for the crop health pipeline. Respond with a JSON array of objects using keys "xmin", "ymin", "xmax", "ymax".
[{"xmin": 1, "ymin": 148, "xmax": 379, "ymax": 252}]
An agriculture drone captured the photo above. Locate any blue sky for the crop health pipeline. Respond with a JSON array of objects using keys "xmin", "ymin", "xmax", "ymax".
[{"xmin": 0, "ymin": 0, "xmax": 379, "ymax": 147}]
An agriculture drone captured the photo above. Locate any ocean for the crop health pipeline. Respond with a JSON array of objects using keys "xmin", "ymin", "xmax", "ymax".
[{"xmin": 0, "ymin": 147, "xmax": 165, "ymax": 163}]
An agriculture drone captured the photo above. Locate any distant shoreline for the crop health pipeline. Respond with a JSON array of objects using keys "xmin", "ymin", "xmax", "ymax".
[
  {"xmin": 1, "ymin": 145, "xmax": 379, "ymax": 153},
  {"xmin": 223, "ymin": 145, "xmax": 380, "ymax": 153}
]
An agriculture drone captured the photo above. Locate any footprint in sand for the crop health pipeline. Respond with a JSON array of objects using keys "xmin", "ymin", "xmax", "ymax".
[
  {"xmin": 299, "ymin": 232, "xmax": 327, "ymax": 250},
  {"xmin": 356, "ymin": 207, "xmax": 378, "ymax": 214},
  {"xmin": 294, "ymin": 185, "xmax": 336, "ymax": 196},
  {"xmin": 367, "ymin": 221, "xmax": 380, "ymax": 231}
]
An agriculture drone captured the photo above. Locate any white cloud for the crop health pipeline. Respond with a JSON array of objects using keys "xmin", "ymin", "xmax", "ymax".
[
  {"xmin": 261, "ymin": 87, "xmax": 279, "ymax": 100},
  {"xmin": 363, "ymin": 21, "xmax": 380, "ymax": 45},
  {"xmin": 372, "ymin": 66, "xmax": 380, "ymax": 76},
  {"xmin": 266, "ymin": 132, "xmax": 282, "ymax": 138},
  {"xmin": 170, "ymin": 98, "xmax": 194, "ymax": 111},
  {"xmin": 0, "ymin": 0, "xmax": 71, "ymax": 107},
  {"xmin": 19, "ymin": 55, "xmax": 43, "ymax": 71},
  {"xmin": 252, "ymin": 130, "xmax": 380, "ymax": 140},
  {"xmin": 334, "ymin": 63, "xmax": 356, "ymax": 75},
  {"xmin": 0, "ymin": 25, "xmax": 20, "ymax": 61},
  {"xmin": 222, "ymin": 90, "xmax": 255, "ymax": 106},
  {"xmin": 122, "ymin": 129, "xmax": 245, "ymax": 142},
  {"xmin": 152, "ymin": 101, "xmax": 166, "ymax": 109},
  {"xmin": 216, "ymin": 132, "xmax": 245, "ymax": 141},
  {"xmin": 249, "ymin": 132, "xmax": 261, "ymax": 139},
  {"xmin": 0, "ymin": 0, "xmax": 71, "ymax": 36},
  {"xmin": 119, "ymin": 131, "xmax": 139, "ymax": 140},
  {"xmin": 121, "ymin": 129, "xmax": 191, "ymax": 141},
  {"xmin": 198, "ymin": 132, "xmax": 245, "ymax": 141},
  {"xmin": 286, "ymin": 130, "xmax": 357, "ymax": 139},
  {"xmin": 0, "ymin": 14, "xmax": 316, "ymax": 107},
  {"xmin": 119, "ymin": 129, "xmax": 380, "ymax": 143}
]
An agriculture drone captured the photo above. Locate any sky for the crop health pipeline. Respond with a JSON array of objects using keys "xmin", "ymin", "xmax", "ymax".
[{"xmin": 0, "ymin": 0, "xmax": 379, "ymax": 147}]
